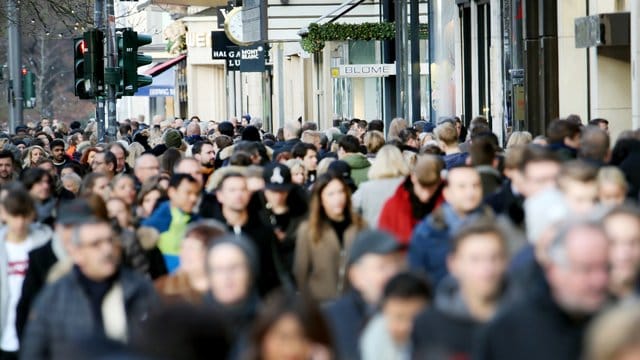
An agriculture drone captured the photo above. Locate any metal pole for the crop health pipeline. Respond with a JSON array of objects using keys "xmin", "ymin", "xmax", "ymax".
[
  {"xmin": 105, "ymin": 0, "xmax": 118, "ymax": 141},
  {"xmin": 381, "ymin": 0, "xmax": 396, "ymax": 133},
  {"xmin": 95, "ymin": 0, "xmax": 106, "ymax": 141},
  {"xmin": 409, "ymin": 0, "xmax": 421, "ymax": 123},
  {"xmin": 7, "ymin": 0, "xmax": 22, "ymax": 133},
  {"xmin": 394, "ymin": 0, "xmax": 407, "ymax": 120}
]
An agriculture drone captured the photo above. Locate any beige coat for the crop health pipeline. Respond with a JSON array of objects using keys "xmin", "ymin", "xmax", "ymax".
[{"xmin": 294, "ymin": 220, "xmax": 366, "ymax": 303}]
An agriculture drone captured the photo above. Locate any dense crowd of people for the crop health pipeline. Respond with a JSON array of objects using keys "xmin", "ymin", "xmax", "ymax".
[{"xmin": 0, "ymin": 114, "xmax": 639, "ymax": 359}]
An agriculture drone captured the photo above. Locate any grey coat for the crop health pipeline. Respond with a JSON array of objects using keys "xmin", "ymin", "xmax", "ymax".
[
  {"xmin": 352, "ymin": 177, "xmax": 405, "ymax": 227},
  {"xmin": 0, "ymin": 223, "xmax": 52, "ymax": 343},
  {"xmin": 21, "ymin": 267, "xmax": 157, "ymax": 359}
]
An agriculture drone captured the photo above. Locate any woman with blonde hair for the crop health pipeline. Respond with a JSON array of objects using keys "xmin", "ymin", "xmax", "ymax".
[
  {"xmin": 598, "ymin": 167, "xmax": 628, "ymax": 206},
  {"xmin": 387, "ymin": 117, "xmax": 408, "ymax": 140},
  {"xmin": 286, "ymin": 159, "xmax": 306, "ymax": 185},
  {"xmin": 506, "ymin": 131, "xmax": 533, "ymax": 149},
  {"xmin": 353, "ymin": 145, "xmax": 409, "ymax": 226},
  {"xmin": 364, "ymin": 130, "xmax": 385, "ymax": 158},
  {"xmin": 22, "ymin": 145, "xmax": 48, "ymax": 169}
]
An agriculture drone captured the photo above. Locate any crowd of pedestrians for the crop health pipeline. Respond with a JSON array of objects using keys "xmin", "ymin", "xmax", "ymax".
[{"xmin": 0, "ymin": 114, "xmax": 639, "ymax": 359}]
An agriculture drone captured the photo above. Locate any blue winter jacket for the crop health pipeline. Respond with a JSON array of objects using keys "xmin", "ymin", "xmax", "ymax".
[{"xmin": 408, "ymin": 203, "xmax": 488, "ymax": 287}]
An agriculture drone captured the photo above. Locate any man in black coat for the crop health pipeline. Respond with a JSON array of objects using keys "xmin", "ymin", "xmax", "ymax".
[
  {"xmin": 474, "ymin": 221, "xmax": 610, "ymax": 360},
  {"xmin": 207, "ymin": 172, "xmax": 282, "ymax": 297}
]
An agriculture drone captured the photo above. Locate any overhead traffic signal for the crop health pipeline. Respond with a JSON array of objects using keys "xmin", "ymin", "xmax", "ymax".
[
  {"xmin": 22, "ymin": 68, "xmax": 36, "ymax": 109},
  {"xmin": 118, "ymin": 29, "xmax": 152, "ymax": 96},
  {"xmin": 73, "ymin": 37, "xmax": 90, "ymax": 99},
  {"xmin": 73, "ymin": 29, "xmax": 105, "ymax": 99},
  {"xmin": 84, "ymin": 29, "xmax": 105, "ymax": 97}
]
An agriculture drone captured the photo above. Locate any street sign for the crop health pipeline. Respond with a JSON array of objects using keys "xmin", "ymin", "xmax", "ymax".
[
  {"xmin": 242, "ymin": 0, "xmax": 267, "ymax": 43},
  {"xmin": 212, "ymin": 31, "xmax": 233, "ymax": 60},
  {"xmin": 227, "ymin": 46, "xmax": 241, "ymax": 71},
  {"xmin": 240, "ymin": 44, "xmax": 266, "ymax": 73},
  {"xmin": 331, "ymin": 64, "xmax": 396, "ymax": 78}
]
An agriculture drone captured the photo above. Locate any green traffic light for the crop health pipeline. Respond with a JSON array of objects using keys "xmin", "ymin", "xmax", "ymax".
[{"xmin": 118, "ymin": 29, "xmax": 153, "ymax": 96}]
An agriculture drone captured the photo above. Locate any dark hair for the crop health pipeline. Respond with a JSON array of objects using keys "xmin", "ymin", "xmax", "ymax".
[
  {"xmin": 133, "ymin": 303, "xmax": 232, "ymax": 360},
  {"xmin": 169, "ymin": 173, "xmax": 198, "ymax": 189},
  {"xmin": 2, "ymin": 187, "xmax": 35, "ymax": 217},
  {"xmin": 547, "ymin": 119, "xmax": 582, "ymax": 144},
  {"xmin": 109, "ymin": 142, "xmax": 129, "ymax": 157},
  {"xmin": 0, "ymin": 150, "xmax": 15, "ymax": 164},
  {"xmin": 470, "ymin": 136, "xmax": 497, "ymax": 166},
  {"xmin": 192, "ymin": 140, "xmax": 212, "ymax": 156},
  {"xmin": 229, "ymin": 151, "xmax": 253, "ymax": 166},
  {"xmin": 382, "ymin": 272, "xmax": 432, "ymax": 305},
  {"xmin": 301, "ymin": 122, "xmax": 318, "ymax": 132},
  {"xmin": 307, "ymin": 173, "xmax": 363, "ymax": 244},
  {"xmin": 399, "ymin": 128, "xmax": 418, "ymax": 144},
  {"xmin": 119, "ymin": 124, "xmax": 132, "ymax": 136},
  {"xmin": 246, "ymin": 291, "xmax": 334, "ymax": 360},
  {"xmin": 62, "ymin": 161, "xmax": 87, "ymax": 177},
  {"xmin": 160, "ymin": 148, "xmax": 183, "ymax": 176},
  {"xmin": 338, "ymin": 135, "xmax": 361, "ymax": 154},
  {"xmin": 217, "ymin": 121, "xmax": 235, "ymax": 137},
  {"xmin": 103, "ymin": 151, "xmax": 117, "ymax": 172},
  {"xmin": 291, "ymin": 142, "xmax": 316, "ymax": 160},
  {"xmin": 20, "ymin": 168, "xmax": 51, "ymax": 191},
  {"xmin": 589, "ymin": 118, "xmax": 609, "ymax": 127},
  {"xmin": 213, "ymin": 135, "xmax": 233, "ymax": 151},
  {"xmin": 368, "ymin": 119, "xmax": 384, "ymax": 132},
  {"xmin": 50, "ymin": 139, "xmax": 65, "ymax": 150}
]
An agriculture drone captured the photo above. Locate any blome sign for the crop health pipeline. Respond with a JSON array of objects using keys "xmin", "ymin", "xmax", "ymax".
[{"xmin": 332, "ymin": 64, "xmax": 396, "ymax": 78}]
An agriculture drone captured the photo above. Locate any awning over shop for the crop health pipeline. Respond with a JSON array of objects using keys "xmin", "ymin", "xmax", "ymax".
[
  {"xmin": 135, "ymin": 67, "xmax": 176, "ymax": 97},
  {"xmin": 145, "ymin": 54, "xmax": 186, "ymax": 76},
  {"xmin": 135, "ymin": 54, "xmax": 186, "ymax": 97}
]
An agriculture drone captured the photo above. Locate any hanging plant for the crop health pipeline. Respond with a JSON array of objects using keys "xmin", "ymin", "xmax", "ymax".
[{"xmin": 300, "ymin": 22, "xmax": 429, "ymax": 53}]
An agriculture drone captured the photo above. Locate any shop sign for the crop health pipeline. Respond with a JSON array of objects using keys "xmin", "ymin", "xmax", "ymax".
[
  {"xmin": 331, "ymin": 64, "xmax": 396, "ymax": 78},
  {"xmin": 240, "ymin": 44, "xmax": 266, "ymax": 73}
]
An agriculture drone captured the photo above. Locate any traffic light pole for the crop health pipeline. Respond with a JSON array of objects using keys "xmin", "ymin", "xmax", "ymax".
[
  {"xmin": 105, "ymin": 0, "xmax": 118, "ymax": 141},
  {"xmin": 7, "ymin": 0, "xmax": 23, "ymax": 132},
  {"xmin": 94, "ymin": 0, "xmax": 106, "ymax": 141}
]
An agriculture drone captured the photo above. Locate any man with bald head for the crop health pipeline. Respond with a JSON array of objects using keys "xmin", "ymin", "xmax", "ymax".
[
  {"xmin": 408, "ymin": 166, "xmax": 488, "ymax": 286},
  {"xmin": 134, "ymin": 154, "xmax": 160, "ymax": 185}
]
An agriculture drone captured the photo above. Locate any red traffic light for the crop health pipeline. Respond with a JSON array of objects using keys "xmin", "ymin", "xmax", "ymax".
[
  {"xmin": 76, "ymin": 39, "xmax": 88, "ymax": 55},
  {"xmin": 21, "ymin": 68, "xmax": 27, "ymax": 76}
]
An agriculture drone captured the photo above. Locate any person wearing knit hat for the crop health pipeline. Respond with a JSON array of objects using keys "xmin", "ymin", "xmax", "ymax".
[{"xmin": 164, "ymin": 129, "xmax": 184, "ymax": 150}]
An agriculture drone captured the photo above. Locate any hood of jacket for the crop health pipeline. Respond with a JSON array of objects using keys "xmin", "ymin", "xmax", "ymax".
[{"xmin": 342, "ymin": 153, "xmax": 371, "ymax": 170}]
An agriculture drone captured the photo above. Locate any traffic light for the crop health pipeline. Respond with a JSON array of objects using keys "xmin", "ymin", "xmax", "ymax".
[
  {"xmin": 118, "ymin": 29, "xmax": 152, "ymax": 96},
  {"xmin": 22, "ymin": 68, "xmax": 36, "ymax": 109},
  {"xmin": 73, "ymin": 29, "xmax": 104, "ymax": 99},
  {"xmin": 84, "ymin": 29, "xmax": 105, "ymax": 97},
  {"xmin": 73, "ymin": 37, "xmax": 90, "ymax": 99}
]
